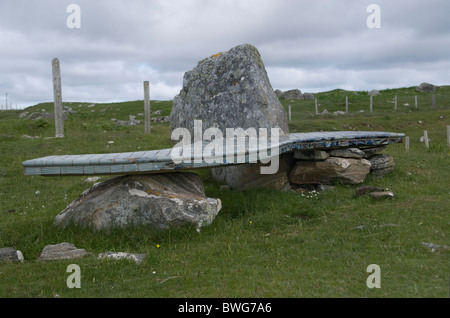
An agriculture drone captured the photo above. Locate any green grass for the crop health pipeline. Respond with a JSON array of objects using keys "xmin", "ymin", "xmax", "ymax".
[{"xmin": 0, "ymin": 87, "xmax": 449, "ymax": 298}]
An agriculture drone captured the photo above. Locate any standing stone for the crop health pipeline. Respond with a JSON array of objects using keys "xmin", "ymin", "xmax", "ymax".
[
  {"xmin": 170, "ymin": 43, "xmax": 289, "ymax": 139},
  {"xmin": 289, "ymin": 157, "xmax": 371, "ymax": 185},
  {"xmin": 170, "ymin": 44, "xmax": 289, "ymax": 191},
  {"xmin": 54, "ymin": 173, "xmax": 222, "ymax": 231}
]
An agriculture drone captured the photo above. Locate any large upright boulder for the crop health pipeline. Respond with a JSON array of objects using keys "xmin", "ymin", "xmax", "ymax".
[
  {"xmin": 170, "ymin": 43, "xmax": 289, "ymax": 139},
  {"xmin": 170, "ymin": 44, "xmax": 289, "ymax": 191}
]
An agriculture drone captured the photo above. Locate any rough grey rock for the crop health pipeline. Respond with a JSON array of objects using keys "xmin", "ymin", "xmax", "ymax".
[
  {"xmin": 368, "ymin": 191, "xmax": 395, "ymax": 200},
  {"xmin": 170, "ymin": 43, "xmax": 289, "ymax": 141},
  {"xmin": 293, "ymin": 150, "xmax": 330, "ymax": 161},
  {"xmin": 361, "ymin": 146, "xmax": 386, "ymax": 158},
  {"xmin": 283, "ymin": 89, "xmax": 304, "ymax": 100},
  {"xmin": 111, "ymin": 115, "xmax": 141, "ymax": 126},
  {"xmin": 415, "ymin": 82, "xmax": 436, "ymax": 93},
  {"xmin": 54, "ymin": 173, "xmax": 222, "ymax": 231},
  {"xmin": 26, "ymin": 110, "xmax": 68, "ymax": 121},
  {"xmin": 98, "ymin": 252, "xmax": 146, "ymax": 264},
  {"xmin": 303, "ymin": 92, "xmax": 314, "ymax": 100},
  {"xmin": 330, "ymin": 148, "xmax": 365, "ymax": 159},
  {"xmin": 151, "ymin": 116, "xmax": 170, "ymax": 122},
  {"xmin": 170, "ymin": 44, "xmax": 289, "ymax": 191},
  {"xmin": 275, "ymin": 89, "xmax": 285, "ymax": 99},
  {"xmin": 211, "ymin": 153, "xmax": 294, "ymax": 191},
  {"xmin": 289, "ymin": 157, "xmax": 371, "ymax": 185},
  {"xmin": 37, "ymin": 242, "xmax": 91, "ymax": 261},
  {"xmin": 0, "ymin": 247, "xmax": 24, "ymax": 263},
  {"xmin": 368, "ymin": 89, "xmax": 381, "ymax": 96},
  {"xmin": 355, "ymin": 185, "xmax": 384, "ymax": 197},
  {"xmin": 421, "ymin": 242, "xmax": 450, "ymax": 252},
  {"xmin": 369, "ymin": 154, "xmax": 395, "ymax": 177}
]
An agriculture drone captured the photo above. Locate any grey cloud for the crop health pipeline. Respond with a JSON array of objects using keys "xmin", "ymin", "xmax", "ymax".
[{"xmin": 0, "ymin": 0, "xmax": 448, "ymax": 108}]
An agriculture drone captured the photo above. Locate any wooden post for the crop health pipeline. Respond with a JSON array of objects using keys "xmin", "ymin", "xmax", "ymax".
[
  {"xmin": 52, "ymin": 58, "xmax": 64, "ymax": 138},
  {"xmin": 288, "ymin": 104, "xmax": 291, "ymax": 121},
  {"xmin": 431, "ymin": 94, "xmax": 435, "ymax": 108},
  {"xmin": 394, "ymin": 94, "xmax": 397, "ymax": 111},
  {"xmin": 370, "ymin": 95, "xmax": 373, "ymax": 113},
  {"xmin": 423, "ymin": 130, "xmax": 429, "ymax": 149},
  {"xmin": 405, "ymin": 136, "xmax": 409, "ymax": 152},
  {"xmin": 144, "ymin": 81, "xmax": 151, "ymax": 135},
  {"xmin": 415, "ymin": 95, "xmax": 418, "ymax": 108},
  {"xmin": 447, "ymin": 125, "xmax": 450, "ymax": 148},
  {"xmin": 345, "ymin": 96, "xmax": 348, "ymax": 113},
  {"xmin": 315, "ymin": 98, "xmax": 318, "ymax": 115}
]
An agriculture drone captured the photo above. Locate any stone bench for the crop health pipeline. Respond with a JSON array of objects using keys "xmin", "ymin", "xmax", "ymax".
[{"xmin": 21, "ymin": 130, "xmax": 404, "ymax": 231}]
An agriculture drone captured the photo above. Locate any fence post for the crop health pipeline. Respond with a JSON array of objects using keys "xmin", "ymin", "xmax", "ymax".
[
  {"xmin": 345, "ymin": 96, "xmax": 348, "ymax": 113},
  {"xmin": 52, "ymin": 58, "xmax": 64, "ymax": 138},
  {"xmin": 315, "ymin": 98, "xmax": 318, "ymax": 115},
  {"xmin": 447, "ymin": 125, "xmax": 450, "ymax": 148},
  {"xmin": 370, "ymin": 95, "xmax": 373, "ymax": 113},
  {"xmin": 144, "ymin": 81, "xmax": 151, "ymax": 135},
  {"xmin": 423, "ymin": 130, "xmax": 429, "ymax": 149},
  {"xmin": 405, "ymin": 136, "xmax": 410, "ymax": 153},
  {"xmin": 288, "ymin": 104, "xmax": 291, "ymax": 121},
  {"xmin": 394, "ymin": 94, "xmax": 397, "ymax": 111},
  {"xmin": 415, "ymin": 95, "xmax": 418, "ymax": 108}
]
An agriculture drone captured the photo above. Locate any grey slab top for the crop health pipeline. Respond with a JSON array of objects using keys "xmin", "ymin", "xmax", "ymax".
[{"xmin": 22, "ymin": 131, "xmax": 404, "ymax": 176}]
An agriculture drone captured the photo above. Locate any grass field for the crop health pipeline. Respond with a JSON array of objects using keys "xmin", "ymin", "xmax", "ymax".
[{"xmin": 0, "ymin": 86, "xmax": 449, "ymax": 298}]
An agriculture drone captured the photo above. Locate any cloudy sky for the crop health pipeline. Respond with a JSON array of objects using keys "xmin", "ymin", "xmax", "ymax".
[{"xmin": 1, "ymin": 0, "xmax": 449, "ymax": 109}]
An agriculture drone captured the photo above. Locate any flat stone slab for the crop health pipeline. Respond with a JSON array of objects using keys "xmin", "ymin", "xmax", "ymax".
[
  {"xmin": 37, "ymin": 242, "xmax": 91, "ymax": 261},
  {"xmin": 98, "ymin": 252, "xmax": 146, "ymax": 264},
  {"xmin": 22, "ymin": 131, "xmax": 404, "ymax": 176}
]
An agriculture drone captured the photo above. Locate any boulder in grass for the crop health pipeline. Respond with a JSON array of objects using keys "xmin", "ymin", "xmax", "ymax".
[
  {"xmin": 54, "ymin": 172, "xmax": 222, "ymax": 231},
  {"xmin": 0, "ymin": 247, "xmax": 24, "ymax": 263},
  {"xmin": 289, "ymin": 157, "xmax": 371, "ymax": 185},
  {"xmin": 415, "ymin": 82, "xmax": 436, "ymax": 93}
]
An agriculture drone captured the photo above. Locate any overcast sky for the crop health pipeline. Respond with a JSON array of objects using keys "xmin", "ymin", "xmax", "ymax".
[{"xmin": 1, "ymin": 0, "xmax": 449, "ymax": 109}]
